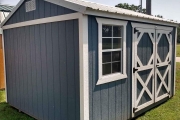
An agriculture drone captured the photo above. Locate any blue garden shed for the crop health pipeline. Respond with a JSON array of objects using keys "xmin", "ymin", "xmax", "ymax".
[{"xmin": 1, "ymin": 0, "xmax": 178, "ymax": 120}]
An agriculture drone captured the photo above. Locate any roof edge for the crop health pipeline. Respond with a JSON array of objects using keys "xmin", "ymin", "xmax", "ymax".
[
  {"xmin": 45, "ymin": 0, "xmax": 86, "ymax": 13},
  {"xmin": 85, "ymin": 9, "xmax": 179, "ymax": 27},
  {"xmin": 1, "ymin": 0, "xmax": 24, "ymax": 27}
]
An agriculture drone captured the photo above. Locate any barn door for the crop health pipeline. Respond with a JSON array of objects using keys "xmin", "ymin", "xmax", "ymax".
[
  {"xmin": 132, "ymin": 24, "xmax": 173, "ymax": 113},
  {"xmin": 155, "ymin": 29, "xmax": 172, "ymax": 102},
  {"xmin": 133, "ymin": 27, "xmax": 155, "ymax": 112}
]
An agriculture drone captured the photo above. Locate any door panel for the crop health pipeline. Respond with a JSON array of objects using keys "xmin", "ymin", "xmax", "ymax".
[
  {"xmin": 133, "ymin": 28, "xmax": 155, "ymax": 112},
  {"xmin": 155, "ymin": 29, "xmax": 172, "ymax": 102}
]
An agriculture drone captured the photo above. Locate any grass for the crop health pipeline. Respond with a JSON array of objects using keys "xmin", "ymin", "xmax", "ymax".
[
  {"xmin": 137, "ymin": 62, "xmax": 180, "ymax": 120},
  {"xmin": 0, "ymin": 64, "xmax": 180, "ymax": 120},
  {"xmin": 0, "ymin": 91, "xmax": 34, "ymax": 120},
  {"xmin": 177, "ymin": 44, "xmax": 180, "ymax": 57}
]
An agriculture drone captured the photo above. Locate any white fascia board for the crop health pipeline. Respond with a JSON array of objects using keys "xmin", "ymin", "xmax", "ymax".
[
  {"xmin": 85, "ymin": 9, "xmax": 178, "ymax": 27},
  {"xmin": 45, "ymin": 0, "xmax": 86, "ymax": 13},
  {"xmin": 1, "ymin": 0, "xmax": 25, "ymax": 27},
  {"xmin": 3, "ymin": 13, "xmax": 81, "ymax": 29}
]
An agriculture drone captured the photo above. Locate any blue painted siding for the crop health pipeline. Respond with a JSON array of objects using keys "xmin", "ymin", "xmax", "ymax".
[
  {"xmin": 88, "ymin": 16, "xmax": 132, "ymax": 120},
  {"xmin": 88, "ymin": 15, "xmax": 176, "ymax": 119},
  {"xmin": 4, "ymin": 19, "xmax": 80, "ymax": 120},
  {"xmin": 5, "ymin": 0, "xmax": 76, "ymax": 25}
]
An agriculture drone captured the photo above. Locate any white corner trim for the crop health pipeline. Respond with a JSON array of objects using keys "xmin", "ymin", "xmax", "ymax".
[
  {"xmin": 1, "ymin": 0, "xmax": 25, "ymax": 27},
  {"xmin": 2, "ymin": 30, "xmax": 7, "ymax": 102},
  {"xmin": 96, "ymin": 17, "xmax": 128, "ymax": 85},
  {"xmin": 79, "ymin": 14, "xmax": 89, "ymax": 120},
  {"xmin": 174, "ymin": 28, "xmax": 177, "ymax": 95},
  {"xmin": 45, "ymin": 0, "xmax": 86, "ymax": 13},
  {"xmin": 3, "ymin": 13, "xmax": 81, "ymax": 29}
]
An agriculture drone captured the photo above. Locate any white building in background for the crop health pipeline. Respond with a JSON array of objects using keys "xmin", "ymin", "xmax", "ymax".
[{"xmin": 0, "ymin": 5, "xmax": 14, "ymax": 34}]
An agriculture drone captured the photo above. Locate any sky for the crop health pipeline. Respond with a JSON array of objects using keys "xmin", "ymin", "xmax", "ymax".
[{"xmin": 1, "ymin": 0, "xmax": 180, "ymax": 22}]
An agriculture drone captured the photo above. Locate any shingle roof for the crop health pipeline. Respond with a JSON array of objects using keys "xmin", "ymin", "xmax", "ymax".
[
  {"xmin": 0, "ymin": 5, "xmax": 14, "ymax": 12},
  {"xmin": 65, "ymin": 0, "xmax": 178, "ymax": 24}
]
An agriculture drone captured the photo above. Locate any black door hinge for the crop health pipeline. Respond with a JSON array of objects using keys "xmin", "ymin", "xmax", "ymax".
[
  {"xmin": 133, "ymin": 68, "xmax": 138, "ymax": 73},
  {"xmin": 134, "ymin": 28, "xmax": 139, "ymax": 34},
  {"xmin": 168, "ymin": 91, "xmax": 170, "ymax": 95},
  {"xmin": 169, "ymin": 31, "xmax": 172, "ymax": 36},
  {"xmin": 133, "ymin": 107, "xmax": 138, "ymax": 113},
  {"xmin": 169, "ymin": 61, "xmax": 171, "ymax": 65}
]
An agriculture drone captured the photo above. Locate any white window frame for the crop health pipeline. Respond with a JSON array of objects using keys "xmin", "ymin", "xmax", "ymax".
[{"xmin": 96, "ymin": 18, "xmax": 128, "ymax": 85}]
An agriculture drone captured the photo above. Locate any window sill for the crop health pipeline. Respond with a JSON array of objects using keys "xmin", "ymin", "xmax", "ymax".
[{"xmin": 96, "ymin": 73, "xmax": 127, "ymax": 85}]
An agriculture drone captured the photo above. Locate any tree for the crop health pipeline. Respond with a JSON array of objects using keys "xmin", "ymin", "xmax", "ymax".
[
  {"xmin": 155, "ymin": 15, "xmax": 163, "ymax": 18},
  {"xmin": 115, "ymin": 3, "xmax": 146, "ymax": 14},
  {"xmin": 177, "ymin": 27, "xmax": 180, "ymax": 43}
]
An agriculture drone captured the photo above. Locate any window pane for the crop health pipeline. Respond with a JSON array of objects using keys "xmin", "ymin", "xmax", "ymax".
[
  {"xmin": 113, "ymin": 38, "xmax": 121, "ymax": 49},
  {"xmin": 102, "ymin": 25, "xmax": 112, "ymax": 37},
  {"xmin": 103, "ymin": 63, "xmax": 111, "ymax": 75},
  {"xmin": 112, "ymin": 51, "xmax": 121, "ymax": 62},
  {"xmin": 103, "ymin": 38, "xmax": 112, "ymax": 49},
  {"xmin": 103, "ymin": 52, "xmax": 111, "ymax": 63},
  {"xmin": 113, "ymin": 26, "xmax": 122, "ymax": 37},
  {"xmin": 112, "ymin": 62, "xmax": 121, "ymax": 73}
]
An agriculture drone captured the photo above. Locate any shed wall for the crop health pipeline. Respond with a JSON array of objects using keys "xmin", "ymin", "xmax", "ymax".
[
  {"xmin": 88, "ymin": 16, "xmax": 132, "ymax": 120},
  {"xmin": 88, "ymin": 15, "xmax": 176, "ymax": 120},
  {"xmin": 5, "ymin": 0, "xmax": 76, "ymax": 25},
  {"xmin": 4, "ymin": 19, "xmax": 80, "ymax": 120}
]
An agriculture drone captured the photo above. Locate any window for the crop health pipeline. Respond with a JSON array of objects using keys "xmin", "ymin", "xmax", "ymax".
[{"xmin": 96, "ymin": 18, "xmax": 128, "ymax": 85}]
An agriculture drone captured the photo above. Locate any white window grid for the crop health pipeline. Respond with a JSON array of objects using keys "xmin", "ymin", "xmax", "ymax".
[
  {"xmin": 102, "ymin": 25, "xmax": 123, "ymax": 75},
  {"xmin": 96, "ymin": 18, "xmax": 128, "ymax": 85}
]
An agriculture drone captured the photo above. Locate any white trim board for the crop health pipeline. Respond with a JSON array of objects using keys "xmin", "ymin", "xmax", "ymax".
[
  {"xmin": 2, "ymin": 30, "xmax": 7, "ymax": 102},
  {"xmin": 174, "ymin": 28, "xmax": 177, "ymax": 95},
  {"xmin": 3, "ymin": 13, "xmax": 81, "ymax": 29},
  {"xmin": 79, "ymin": 14, "xmax": 89, "ymax": 120},
  {"xmin": 131, "ymin": 22, "xmax": 174, "ymax": 31}
]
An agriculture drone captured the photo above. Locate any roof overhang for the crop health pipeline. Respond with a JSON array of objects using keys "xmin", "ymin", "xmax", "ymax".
[
  {"xmin": 1, "ymin": 0, "xmax": 179, "ymax": 27},
  {"xmin": 85, "ymin": 9, "xmax": 179, "ymax": 27}
]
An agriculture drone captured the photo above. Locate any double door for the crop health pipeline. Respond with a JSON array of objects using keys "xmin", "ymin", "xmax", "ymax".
[{"xmin": 132, "ymin": 23, "xmax": 173, "ymax": 112}]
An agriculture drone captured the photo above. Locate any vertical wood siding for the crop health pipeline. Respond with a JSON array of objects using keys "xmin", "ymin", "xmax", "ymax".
[
  {"xmin": 4, "ymin": 19, "xmax": 80, "ymax": 120},
  {"xmin": 88, "ymin": 16, "xmax": 132, "ymax": 120},
  {"xmin": 5, "ymin": 0, "xmax": 76, "ymax": 25}
]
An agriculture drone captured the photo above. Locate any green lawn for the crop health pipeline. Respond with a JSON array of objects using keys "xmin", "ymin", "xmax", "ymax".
[
  {"xmin": 177, "ymin": 44, "xmax": 180, "ymax": 57},
  {"xmin": 0, "ymin": 91, "xmax": 34, "ymax": 120},
  {"xmin": 0, "ymin": 64, "xmax": 180, "ymax": 120},
  {"xmin": 137, "ymin": 62, "xmax": 180, "ymax": 120}
]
